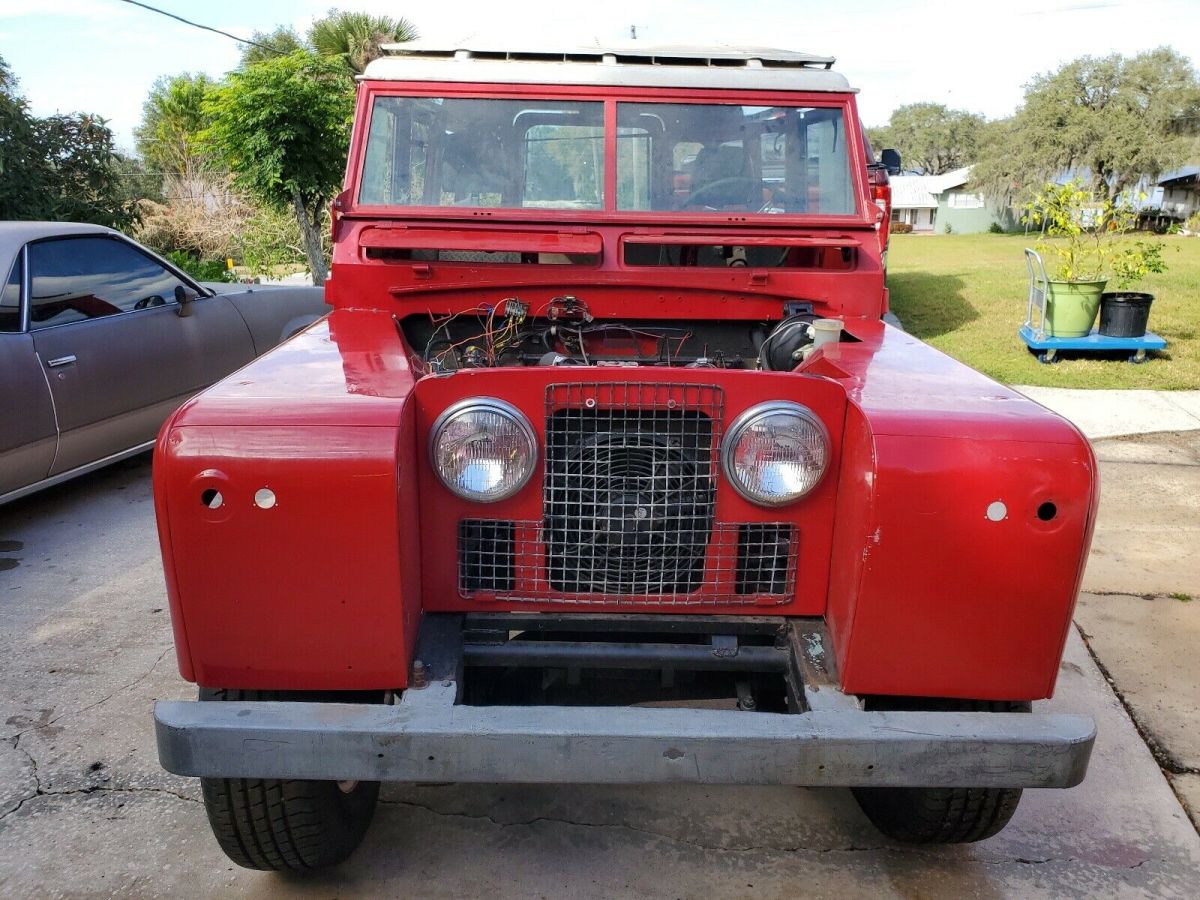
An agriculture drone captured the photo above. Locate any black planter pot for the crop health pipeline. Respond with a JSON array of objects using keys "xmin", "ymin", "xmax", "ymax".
[{"xmin": 1099, "ymin": 292, "xmax": 1154, "ymax": 338}]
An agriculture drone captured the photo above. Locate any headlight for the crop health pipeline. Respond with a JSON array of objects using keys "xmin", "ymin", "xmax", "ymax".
[
  {"xmin": 722, "ymin": 402, "xmax": 829, "ymax": 506},
  {"xmin": 430, "ymin": 398, "xmax": 537, "ymax": 501}
]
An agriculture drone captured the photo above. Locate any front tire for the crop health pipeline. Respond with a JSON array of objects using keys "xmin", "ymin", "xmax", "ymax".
[
  {"xmin": 852, "ymin": 698, "xmax": 1030, "ymax": 844},
  {"xmin": 198, "ymin": 688, "xmax": 380, "ymax": 871}
]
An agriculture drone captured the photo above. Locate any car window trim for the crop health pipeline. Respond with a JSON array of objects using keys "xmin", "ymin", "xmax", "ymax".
[{"xmin": 24, "ymin": 234, "xmax": 213, "ymax": 333}]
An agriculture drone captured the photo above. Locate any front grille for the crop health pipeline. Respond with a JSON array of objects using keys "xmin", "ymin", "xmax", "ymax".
[
  {"xmin": 454, "ymin": 382, "xmax": 798, "ymax": 606},
  {"xmin": 544, "ymin": 383, "xmax": 719, "ymax": 595}
]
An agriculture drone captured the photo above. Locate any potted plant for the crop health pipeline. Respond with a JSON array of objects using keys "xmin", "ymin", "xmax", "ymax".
[
  {"xmin": 1100, "ymin": 240, "xmax": 1168, "ymax": 337},
  {"xmin": 1023, "ymin": 181, "xmax": 1166, "ymax": 338}
]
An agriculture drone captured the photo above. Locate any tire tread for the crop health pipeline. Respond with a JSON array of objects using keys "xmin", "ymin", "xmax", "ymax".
[{"xmin": 198, "ymin": 687, "xmax": 379, "ymax": 871}]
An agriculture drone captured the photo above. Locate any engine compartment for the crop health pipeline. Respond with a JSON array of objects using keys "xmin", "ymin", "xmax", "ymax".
[{"xmin": 400, "ymin": 296, "xmax": 842, "ymax": 374}]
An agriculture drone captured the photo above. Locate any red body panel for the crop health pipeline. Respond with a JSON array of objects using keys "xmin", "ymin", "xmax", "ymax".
[{"xmin": 153, "ymin": 78, "xmax": 1096, "ymax": 704}]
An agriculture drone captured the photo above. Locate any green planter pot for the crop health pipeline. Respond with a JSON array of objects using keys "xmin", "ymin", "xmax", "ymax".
[{"xmin": 1045, "ymin": 280, "xmax": 1106, "ymax": 337}]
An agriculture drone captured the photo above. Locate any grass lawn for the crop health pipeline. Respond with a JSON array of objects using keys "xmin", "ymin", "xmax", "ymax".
[{"xmin": 886, "ymin": 233, "xmax": 1200, "ymax": 389}]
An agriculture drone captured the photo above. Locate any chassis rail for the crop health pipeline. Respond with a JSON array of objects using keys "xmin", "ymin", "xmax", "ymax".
[{"xmin": 155, "ymin": 614, "xmax": 1094, "ymax": 788}]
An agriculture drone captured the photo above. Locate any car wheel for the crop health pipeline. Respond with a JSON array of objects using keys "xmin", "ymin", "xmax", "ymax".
[
  {"xmin": 851, "ymin": 698, "xmax": 1031, "ymax": 844},
  {"xmin": 198, "ymin": 688, "xmax": 380, "ymax": 871}
]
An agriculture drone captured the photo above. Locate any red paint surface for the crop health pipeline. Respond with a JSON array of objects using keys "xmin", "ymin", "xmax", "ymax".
[{"xmin": 154, "ymin": 78, "xmax": 1096, "ymax": 702}]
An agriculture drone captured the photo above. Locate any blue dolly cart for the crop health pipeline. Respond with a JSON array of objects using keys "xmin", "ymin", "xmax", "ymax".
[{"xmin": 1020, "ymin": 248, "xmax": 1166, "ymax": 364}]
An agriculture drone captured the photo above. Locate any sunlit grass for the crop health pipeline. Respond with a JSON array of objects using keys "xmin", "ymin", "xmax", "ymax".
[{"xmin": 887, "ymin": 233, "xmax": 1200, "ymax": 389}]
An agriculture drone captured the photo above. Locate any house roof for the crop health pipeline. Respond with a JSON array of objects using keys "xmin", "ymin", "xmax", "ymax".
[
  {"xmin": 1159, "ymin": 165, "xmax": 1200, "ymax": 186},
  {"xmin": 888, "ymin": 167, "xmax": 973, "ymax": 209},
  {"xmin": 888, "ymin": 176, "xmax": 940, "ymax": 209}
]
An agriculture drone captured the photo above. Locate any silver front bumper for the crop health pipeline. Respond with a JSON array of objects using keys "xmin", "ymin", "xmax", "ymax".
[{"xmin": 155, "ymin": 686, "xmax": 1094, "ymax": 788}]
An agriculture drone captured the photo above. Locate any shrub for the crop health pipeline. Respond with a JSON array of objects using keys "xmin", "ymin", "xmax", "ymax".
[
  {"xmin": 166, "ymin": 250, "xmax": 231, "ymax": 282},
  {"xmin": 988, "ymin": 222, "xmax": 1006, "ymax": 234},
  {"xmin": 890, "ymin": 222, "xmax": 913, "ymax": 234},
  {"xmin": 943, "ymin": 222, "xmax": 954, "ymax": 234}
]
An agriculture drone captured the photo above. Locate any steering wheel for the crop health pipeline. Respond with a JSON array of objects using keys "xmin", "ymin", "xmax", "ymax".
[
  {"xmin": 134, "ymin": 295, "xmax": 166, "ymax": 310},
  {"xmin": 684, "ymin": 177, "xmax": 787, "ymax": 212}
]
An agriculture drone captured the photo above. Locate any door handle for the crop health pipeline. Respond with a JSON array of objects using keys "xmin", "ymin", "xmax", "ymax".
[{"xmin": 45, "ymin": 355, "xmax": 77, "ymax": 368}]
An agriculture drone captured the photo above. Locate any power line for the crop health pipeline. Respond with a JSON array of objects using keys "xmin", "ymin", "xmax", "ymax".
[{"xmin": 115, "ymin": 0, "xmax": 284, "ymax": 55}]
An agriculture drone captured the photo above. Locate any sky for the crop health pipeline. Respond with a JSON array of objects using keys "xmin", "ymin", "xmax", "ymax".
[{"xmin": 2, "ymin": 0, "xmax": 1199, "ymax": 154}]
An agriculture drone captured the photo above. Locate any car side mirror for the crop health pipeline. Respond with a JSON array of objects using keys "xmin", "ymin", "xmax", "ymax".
[
  {"xmin": 175, "ymin": 284, "xmax": 199, "ymax": 318},
  {"xmin": 881, "ymin": 148, "xmax": 902, "ymax": 175}
]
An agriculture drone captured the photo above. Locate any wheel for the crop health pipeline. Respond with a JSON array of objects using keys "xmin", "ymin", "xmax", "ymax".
[
  {"xmin": 852, "ymin": 698, "xmax": 1031, "ymax": 844},
  {"xmin": 1037, "ymin": 349, "xmax": 1058, "ymax": 364},
  {"xmin": 198, "ymin": 688, "xmax": 381, "ymax": 871},
  {"xmin": 1128, "ymin": 349, "xmax": 1147, "ymax": 364}
]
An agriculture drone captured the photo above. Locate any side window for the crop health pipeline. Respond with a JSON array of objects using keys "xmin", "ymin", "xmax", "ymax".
[
  {"xmin": 28, "ymin": 237, "xmax": 188, "ymax": 330},
  {"xmin": 0, "ymin": 255, "xmax": 20, "ymax": 333}
]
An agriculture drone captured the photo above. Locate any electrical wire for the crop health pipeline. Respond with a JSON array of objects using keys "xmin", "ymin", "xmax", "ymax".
[{"xmin": 115, "ymin": 0, "xmax": 286, "ymax": 55}]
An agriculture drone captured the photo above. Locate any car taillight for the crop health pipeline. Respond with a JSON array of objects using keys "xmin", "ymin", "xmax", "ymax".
[{"xmin": 871, "ymin": 181, "xmax": 892, "ymax": 247}]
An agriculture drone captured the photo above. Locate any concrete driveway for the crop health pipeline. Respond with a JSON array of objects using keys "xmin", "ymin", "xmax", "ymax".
[{"xmin": 2, "ymin": 453, "xmax": 1198, "ymax": 898}]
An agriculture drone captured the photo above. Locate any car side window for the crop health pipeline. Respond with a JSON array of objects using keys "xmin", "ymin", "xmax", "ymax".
[
  {"xmin": 28, "ymin": 236, "xmax": 189, "ymax": 330},
  {"xmin": 0, "ymin": 256, "xmax": 20, "ymax": 332}
]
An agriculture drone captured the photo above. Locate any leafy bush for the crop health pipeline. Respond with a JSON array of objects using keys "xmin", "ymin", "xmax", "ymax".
[
  {"xmin": 166, "ymin": 250, "xmax": 231, "ymax": 282},
  {"xmin": 1186, "ymin": 211, "xmax": 1200, "ymax": 234},
  {"xmin": 988, "ymin": 222, "xmax": 1006, "ymax": 234},
  {"xmin": 890, "ymin": 221, "xmax": 913, "ymax": 234},
  {"xmin": 1022, "ymin": 180, "xmax": 1168, "ymax": 286}
]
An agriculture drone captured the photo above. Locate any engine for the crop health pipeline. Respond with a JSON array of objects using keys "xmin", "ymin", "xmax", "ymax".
[{"xmin": 400, "ymin": 296, "xmax": 826, "ymax": 374}]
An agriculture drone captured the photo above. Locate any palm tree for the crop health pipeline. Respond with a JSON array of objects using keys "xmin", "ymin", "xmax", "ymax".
[{"xmin": 308, "ymin": 10, "xmax": 419, "ymax": 76}]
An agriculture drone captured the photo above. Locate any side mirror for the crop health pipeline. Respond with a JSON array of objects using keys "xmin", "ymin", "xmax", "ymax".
[
  {"xmin": 881, "ymin": 148, "xmax": 902, "ymax": 175},
  {"xmin": 175, "ymin": 284, "xmax": 199, "ymax": 318}
]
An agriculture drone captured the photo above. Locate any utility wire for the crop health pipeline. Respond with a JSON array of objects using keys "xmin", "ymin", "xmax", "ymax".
[{"xmin": 115, "ymin": 0, "xmax": 284, "ymax": 55}]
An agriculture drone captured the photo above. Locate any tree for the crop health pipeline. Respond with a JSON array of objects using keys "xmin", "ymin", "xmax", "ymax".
[
  {"xmin": 239, "ymin": 26, "xmax": 306, "ymax": 68},
  {"xmin": 308, "ymin": 9, "xmax": 418, "ymax": 75},
  {"xmin": 134, "ymin": 73, "xmax": 215, "ymax": 180},
  {"xmin": 0, "ymin": 54, "xmax": 137, "ymax": 228},
  {"xmin": 869, "ymin": 103, "xmax": 984, "ymax": 175},
  {"xmin": 203, "ymin": 51, "xmax": 354, "ymax": 284},
  {"xmin": 973, "ymin": 47, "xmax": 1200, "ymax": 202}
]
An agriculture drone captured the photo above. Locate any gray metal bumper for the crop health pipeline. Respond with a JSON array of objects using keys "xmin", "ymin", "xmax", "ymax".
[{"xmin": 154, "ymin": 688, "xmax": 1095, "ymax": 789}]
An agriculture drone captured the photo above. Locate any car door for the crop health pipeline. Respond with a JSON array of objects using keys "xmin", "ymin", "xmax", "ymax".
[
  {"xmin": 0, "ymin": 250, "xmax": 58, "ymax": 496},
  {"xmin": 28, "ymin": 235, "xmax": 257, "ymax": 476}
]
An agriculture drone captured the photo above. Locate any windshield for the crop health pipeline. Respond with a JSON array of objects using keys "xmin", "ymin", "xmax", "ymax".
[
  {"xmin": 617, "ymin": 103, "xmax": 854, "ymax": 215},
  {"xmin": 358, "ymin": 95, "xmax": 856, "ymax": 216},
  {"xmin": 360, "ymin": 96, "xmax": 604, "ymax": 209}
]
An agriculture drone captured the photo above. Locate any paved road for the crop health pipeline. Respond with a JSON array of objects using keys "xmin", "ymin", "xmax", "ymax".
[{"xmin": 1, "ymin": 455, "xmax": 1198, "ymax": 898}]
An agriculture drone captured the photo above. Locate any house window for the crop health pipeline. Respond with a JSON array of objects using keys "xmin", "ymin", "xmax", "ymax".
[{"xmin": 948, "ymin": 192, "xmax": 984, "ymax": 209}]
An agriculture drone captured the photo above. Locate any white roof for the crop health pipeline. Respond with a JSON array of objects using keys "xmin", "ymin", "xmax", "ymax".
[
  {"xmin": 888, "ymin": 176, "xmax": 940, "ymax": 209},
  {"xmin": 363, "ymin": 42, "xmax": 854, "ymax": 92},
  {"xmin": 889, "ymin": 167, "xmax": 973, "ymax": 209}
]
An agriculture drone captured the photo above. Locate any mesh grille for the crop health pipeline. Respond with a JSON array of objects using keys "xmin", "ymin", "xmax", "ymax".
[
  {"xmin": 459, "ymin": 520, "xmax": 515, "ymax": 592},
  {"xmin": 544, "ymin": 383, "xmax": 721, "ymax": 595},
  {"xmin": 457, "ymin": 520, "xmax": 797, "ymax": 605},
  {"xmin": 453, "ymin": 382, "xmax": 799, "ymax": 606}
]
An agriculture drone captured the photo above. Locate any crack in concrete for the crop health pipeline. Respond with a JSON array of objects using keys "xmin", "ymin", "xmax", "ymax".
[
  {"xmin": 1074, "ymin": 623, "xmax": 1199, "ymax": 776},
  {"xmin": 0, "ymin": 779, "xmax": 199, "ymax": 823},
  {"xmin": 4, "ymin": 645, "xmax": 172, "ymax": 744},
  {"xmin": 1074, "ymin": 622, "xmax": 1200, "ymax": 841},
  {"xmin": 379, "ymin": 798, "xmax": 1155, "ymax": 870},
  {"xmin": 381, "ymin": 797, "xmax": 905, "ymax": 855}
]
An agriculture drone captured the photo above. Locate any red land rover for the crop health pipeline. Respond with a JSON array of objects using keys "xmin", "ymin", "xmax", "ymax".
[{"xmin": 152, "ymin": 44, "xmax": 1097, "ymax": 872}]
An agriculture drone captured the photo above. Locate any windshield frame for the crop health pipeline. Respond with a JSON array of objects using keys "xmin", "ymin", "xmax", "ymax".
[{"xmin": 347, "ymin": 82, "xmax": 872, "ymax": 228}]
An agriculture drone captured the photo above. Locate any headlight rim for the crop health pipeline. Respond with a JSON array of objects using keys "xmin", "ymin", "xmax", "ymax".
[
  {"xmin": 429, "ymin": 396, "xmax": 538, "ymax": 502},
  {"xmin": 721, "ymin": 401, "xmax": 830, "ymax": 507}
]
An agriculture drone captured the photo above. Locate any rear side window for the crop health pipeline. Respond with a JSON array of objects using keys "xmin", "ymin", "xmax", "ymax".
[
  {"xmin": 0, "ymin": 256, "xmax": 20, "ymax": 332},
  {"xmin": 28, "ymin": 237, "xmax": 187, "ymax": 330}
]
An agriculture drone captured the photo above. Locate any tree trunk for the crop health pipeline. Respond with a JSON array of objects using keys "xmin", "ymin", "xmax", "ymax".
[{"xmin": 291, "ymin": 187, "xmax": 328, "ymax": 285}]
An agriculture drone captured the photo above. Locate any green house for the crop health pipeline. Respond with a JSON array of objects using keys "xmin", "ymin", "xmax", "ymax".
[{"xmin": 890, "ymin": 167, "xmax": 1018, "ymax": 234}]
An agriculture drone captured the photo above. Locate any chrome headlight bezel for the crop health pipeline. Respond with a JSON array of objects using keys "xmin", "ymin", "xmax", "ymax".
[
  {"xmin": 429, "ymin": 397, "xmax": 538, "ymax": 502},
  {"xmin": 721, "ymin": 401, "xmax": 830, "ymax": 506}
]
